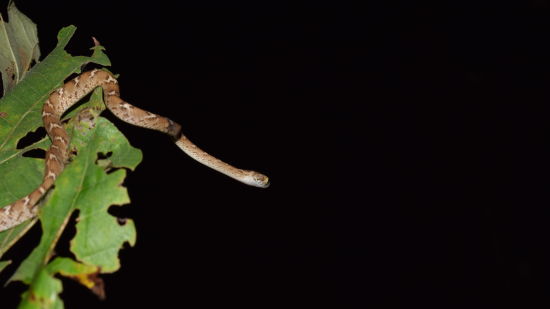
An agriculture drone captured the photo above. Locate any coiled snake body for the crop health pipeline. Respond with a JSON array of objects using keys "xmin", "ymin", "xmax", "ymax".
[{"xmin": 0, "ymin": 69, "xmax": 269, "ymax": 232}]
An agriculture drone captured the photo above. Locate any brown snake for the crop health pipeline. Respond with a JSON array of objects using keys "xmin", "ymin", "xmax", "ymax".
[{"xmin": 0, "ymin": 69, "xmax": 269, "ymax": 232}]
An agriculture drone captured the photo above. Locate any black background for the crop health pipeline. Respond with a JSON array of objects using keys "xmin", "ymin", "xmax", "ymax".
[{"xmin": 1, "ymin": 1, "xmax": 550, "ymax": 308}]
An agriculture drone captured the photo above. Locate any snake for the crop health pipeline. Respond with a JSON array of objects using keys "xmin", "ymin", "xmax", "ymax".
[{"xmin": 0, "ymin": 69, "xmax": 269, "ymax": 232}]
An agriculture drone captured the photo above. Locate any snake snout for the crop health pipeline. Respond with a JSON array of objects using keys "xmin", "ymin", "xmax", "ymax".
[{"xmin": 250, "ymin": 172, "xmax": 270, "ymax": 188}]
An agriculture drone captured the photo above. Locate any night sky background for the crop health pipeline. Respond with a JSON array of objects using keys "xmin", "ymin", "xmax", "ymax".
[{"xmin": 1, "ymin": 1, "xmax": 550, "ymax": 308}]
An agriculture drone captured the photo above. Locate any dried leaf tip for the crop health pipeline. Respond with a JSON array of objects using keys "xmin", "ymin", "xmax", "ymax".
[{"xmin": 92, "ymin": 37, "xmax": 101, "ymax": 47}]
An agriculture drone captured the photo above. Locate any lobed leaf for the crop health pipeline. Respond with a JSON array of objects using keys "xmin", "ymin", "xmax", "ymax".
[
  {"xmin": 10, "ymin": 88, "xmax": 141, "ymax": 289},
  {"xmin": 0, "ymin": 25, "xmax": 110, "ymax": 262},
  {"xmin": 0, "ymin": 24, "xmax": 142, "ymax": 308}
]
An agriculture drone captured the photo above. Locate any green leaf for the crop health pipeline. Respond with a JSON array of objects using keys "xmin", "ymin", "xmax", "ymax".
[
  {"xmin": 0, "ymin": 25, "xmax": 110, "ymax": 262},
  {"xmin": 10, "ymin": 88, "xmax": 141, "ymax": 287},
  {"xmin": 18, "ymin": 267, "xmax": 63, "ymax": 309},
  {"xmin": 18, "ymin": 257, "xmax": 104, "ymax": 307},
  {"xmin": 0, "ymin": 1, "xmax": 40, "ymax": 94},
  {"xmin": 0, "ymin": 24, "xmax": 141, "ymax": 307},
  {"xmin": 48, "ymin": 257, "xmax": 104, "ymax": 299}
]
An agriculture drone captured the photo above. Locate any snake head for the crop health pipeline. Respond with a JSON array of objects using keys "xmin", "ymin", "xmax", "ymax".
[{"xmin": 243, "ymin": 171, "xmax": 270, "ymax": 188}]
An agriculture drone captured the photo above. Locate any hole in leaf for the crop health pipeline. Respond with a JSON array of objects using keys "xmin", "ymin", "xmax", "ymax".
[
  {"xmin": 22, "ymin": 148, "xmax": 46, "ymax": 159},
  {"xmin": 95, "ymin": 151, "xmax": 112, "ymax": 166},
  {"xmin": 95, "ymin": 151, "xmax": 113, "ymax": 168},
  {"xmin": 96, "ymin": 151, "xmax": 112, "ymax": 160},
  {"xmin": 70, "ymin": 146, "xmax": 78, "ymax": 156},
  {"xmin": 55, "ymin": 209, "xmax": 80, "ymax": 259},
  {"xmin": 95, "ymin": 151, "xmax": 114, "ymax": 171},
  {"xmin": 108, "ymin": 205, "xmax": 133, "ymax": 226},
  {"xmin": 16, "ymin": 127, "xmax": 47, "ymax": 149}
]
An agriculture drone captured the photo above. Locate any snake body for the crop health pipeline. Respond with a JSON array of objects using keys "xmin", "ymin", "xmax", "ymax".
[{"xmin": 0, "ymin": 69, "xmax": 269, "ymax": 232}]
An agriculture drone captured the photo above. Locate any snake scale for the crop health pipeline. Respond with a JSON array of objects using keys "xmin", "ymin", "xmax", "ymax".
[{"xmin": 0, "ymin": 69, "xmax": 269, "ymax": 232}]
